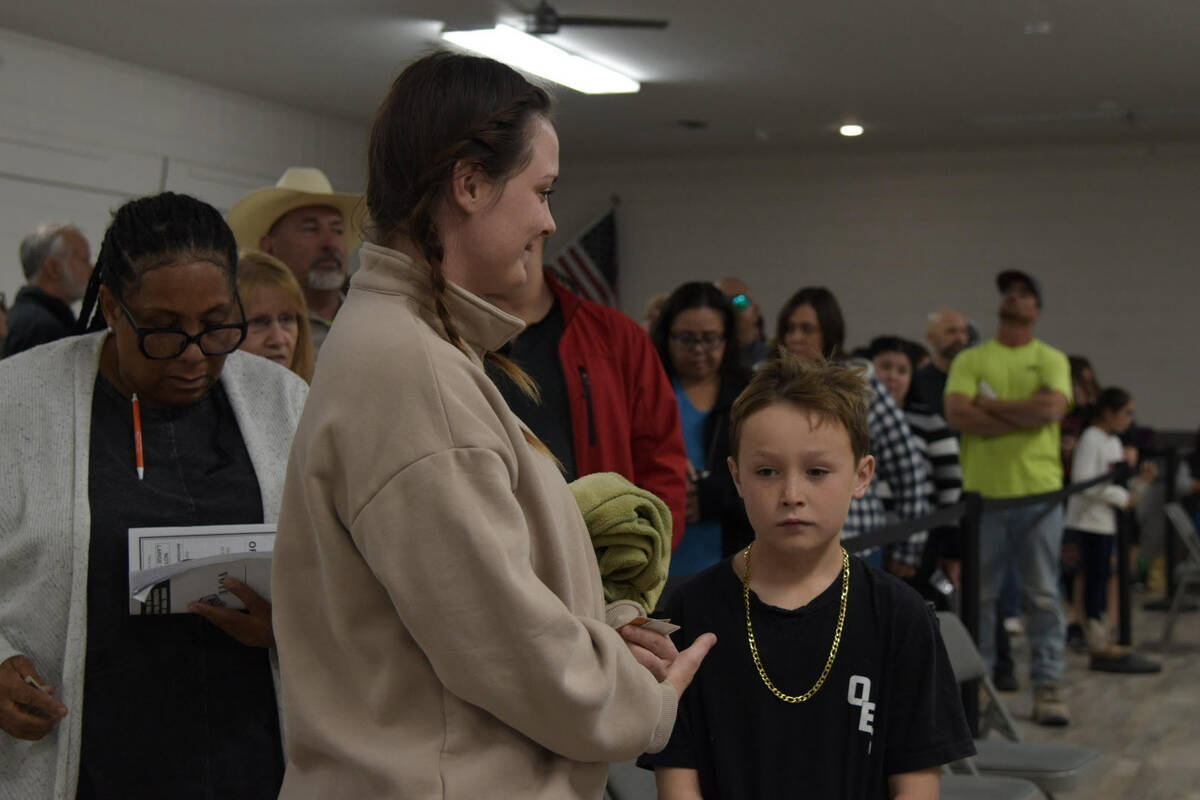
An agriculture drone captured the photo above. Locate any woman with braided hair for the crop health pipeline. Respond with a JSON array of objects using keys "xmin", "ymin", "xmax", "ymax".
[
  {"xmin": 0, "ymin": 192, "xmax": 308, "ymax": 799},
  {"xmin": 270, "ymin": 51, "xmax": 714, "ymax": 799}
]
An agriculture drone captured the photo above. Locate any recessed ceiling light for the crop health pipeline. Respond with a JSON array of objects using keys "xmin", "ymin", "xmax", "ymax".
[{"xmin": 839, "ymin": 124, "xmax": 864, "ymax": 137}]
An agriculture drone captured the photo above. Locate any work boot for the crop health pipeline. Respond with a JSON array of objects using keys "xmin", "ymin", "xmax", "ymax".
[{"xmin": 1033, "ymin": 684, "xmax": 1070, "ymax": 727}]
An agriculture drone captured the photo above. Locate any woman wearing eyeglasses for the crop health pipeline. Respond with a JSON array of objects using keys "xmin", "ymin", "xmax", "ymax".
[
  {"xmin": 0, "ymin": 193, "xmax": 308, "ymax": 800},
  {"xmin": 238, "ymin": 250, "xmax": 315, "ymax": 382},
  {"xmin": 651, "ymin": 282, "xmax": 753, "ymax": 578}
]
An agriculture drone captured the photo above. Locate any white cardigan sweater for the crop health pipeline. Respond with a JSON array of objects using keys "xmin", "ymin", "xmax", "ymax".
[
  {"xmin": 0, "ymin": 332, "xmax": 308, "ymax": 800},
  {"xmin": 1065, "ymin": 425, "xmax": 1130, "ymax": 535}
]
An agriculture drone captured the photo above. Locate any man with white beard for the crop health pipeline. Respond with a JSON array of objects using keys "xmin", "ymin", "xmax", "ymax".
[{"xmin": 228, "ymin": 168, "xmax": 361, "ymax": 354}]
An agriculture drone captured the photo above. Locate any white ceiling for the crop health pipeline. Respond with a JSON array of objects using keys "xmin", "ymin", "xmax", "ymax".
[{"xmin": 2, "ymin": 0, "xmax": 1199, "ymax": 160}]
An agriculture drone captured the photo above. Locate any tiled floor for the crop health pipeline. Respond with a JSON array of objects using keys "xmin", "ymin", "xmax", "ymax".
[{"xmin": 992, "ymin": 590, "xmax": 1200, "ymax": 799}]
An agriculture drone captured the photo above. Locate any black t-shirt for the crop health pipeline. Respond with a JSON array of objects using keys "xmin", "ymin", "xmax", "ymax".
[
  {"xmin": 910, "ymin": 364, "xmax": 948, "ymax": 418},
  {"xmin": 487, "ymin": 297, "xmax": 578, "ymax": 480},
  {"xmin": 639, "ymin": 555, "xmax": 974, "ymax": 799}
]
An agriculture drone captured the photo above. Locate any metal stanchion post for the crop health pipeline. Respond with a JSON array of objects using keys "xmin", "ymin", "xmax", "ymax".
[
  {"xmin": 1146, "ymin": 448, "xmax": 1184, "ymax": 612},
  {"xmin": 960, "ymin": 491, "xmax": 983, "ymax": 738},
  {"xmin": 1117, "ymin": 508, "xmax": 1132, "ymax": 647},
  {"xmin": 1165, "ymin": 449, "xmax": 1179, "ymax": 600}
]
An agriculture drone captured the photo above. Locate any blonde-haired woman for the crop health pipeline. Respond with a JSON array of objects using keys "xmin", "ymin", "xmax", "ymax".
[
  {"xmin": 271, "ymin": 51, "xmax": 714, "ymax": 799},
  {"xmin": 237, "ymin": 250, "xmax": 315, "ymax": 382}
]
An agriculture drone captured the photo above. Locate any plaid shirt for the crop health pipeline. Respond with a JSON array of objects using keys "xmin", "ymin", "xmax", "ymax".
[{"xmin": 842, "ymin": 371, "xmax": 930, "ymax": 568}]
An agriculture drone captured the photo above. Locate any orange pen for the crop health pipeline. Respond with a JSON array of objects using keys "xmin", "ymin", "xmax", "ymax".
[{"xmin": 131, "ymin": 392, "xmax": 144, "ymax": 480}]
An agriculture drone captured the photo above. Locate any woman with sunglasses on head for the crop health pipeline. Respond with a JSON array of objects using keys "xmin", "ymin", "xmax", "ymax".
[
  {"xmin": 238, "ymin": 249, "xmax": 316, "ymax": 382},
  {"xmin": 270, "ymin": 52, "xmax": 714, "ymax": 800},
  {"xmin": 651, "ymin": 282, "xmax": 754, "ymax": 578},
  {"xmin": 0, "ymin": 193, "xmax": 308, "ymax": 800}
]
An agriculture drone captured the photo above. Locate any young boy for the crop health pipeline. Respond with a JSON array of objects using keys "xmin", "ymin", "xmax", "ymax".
[{"xmin": 638, "ymin": 355, "xmax": 975, "ymax": 799}]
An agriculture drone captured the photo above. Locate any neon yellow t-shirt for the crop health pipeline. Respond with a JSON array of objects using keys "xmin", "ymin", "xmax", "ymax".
[{"xmin": 944, "ymin": 338, "xmax": 1071, "ymax": 498}]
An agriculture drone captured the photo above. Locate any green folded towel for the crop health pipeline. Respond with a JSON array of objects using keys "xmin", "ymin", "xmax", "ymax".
[{"xmin": 569, "ymin": 472, "xmax": 672, "ymax": 612}]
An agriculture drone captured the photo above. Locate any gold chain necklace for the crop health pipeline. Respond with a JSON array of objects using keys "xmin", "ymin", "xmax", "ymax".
[{"xmin": 742, "ymin": 543, "xmax": 850, "ymax": 703}]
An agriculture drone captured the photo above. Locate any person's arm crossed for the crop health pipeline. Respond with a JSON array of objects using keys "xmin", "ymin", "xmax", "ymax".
[
  {"xmin": 943, "ymin": 350, "xmax": 1021, "ymax": 437},
  {"xmin": 974, "ymin": 386, "xmax": 1068, "ymax": 429}
]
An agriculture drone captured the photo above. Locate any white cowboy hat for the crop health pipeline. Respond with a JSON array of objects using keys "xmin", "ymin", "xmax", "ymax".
[{"xmin": 227, "ymin": 167, "xmax": 364, "ymax": 254}]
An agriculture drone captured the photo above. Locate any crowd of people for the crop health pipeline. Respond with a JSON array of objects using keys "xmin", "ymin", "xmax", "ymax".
[{"xmin": 0, "ymin": 48, "xmax": 1187, "ymax": 800}]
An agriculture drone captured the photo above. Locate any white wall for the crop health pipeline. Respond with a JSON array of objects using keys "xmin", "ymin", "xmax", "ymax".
[
  {"xmin": 0, "ymin": 28, "xmax": 365, "ymax": 309},
  {"xmin": 550, "ymin": 143, "xmax": 1200, "ymax": 430},
  {"xmin": 2, "ymin": 25, "xmax": 1193, "ymax": 430}
]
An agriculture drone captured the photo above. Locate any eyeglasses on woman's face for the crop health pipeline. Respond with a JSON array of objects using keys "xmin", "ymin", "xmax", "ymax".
[
  {"xmin": 116, "ymin": 296, "xmax": 247, "ymax": 360},
  {"xmin": 669, "ymin": 331, "xmax": 726, "ymax": 352},
  {"xmin": 246, "ymin": 312, "xmax": 300, "ymax": 333}
]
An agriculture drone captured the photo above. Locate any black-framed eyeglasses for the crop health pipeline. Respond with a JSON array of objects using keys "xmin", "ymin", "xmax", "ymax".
[
  {"xmin": 670, "ymin": 332, "xmax": 726, "ymax": 351},
  {"xmin": 116, "ymin": 296, "xmax": 247, "ymax": 360}
]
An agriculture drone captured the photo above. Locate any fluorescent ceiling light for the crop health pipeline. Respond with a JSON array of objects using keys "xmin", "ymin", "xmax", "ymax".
[
  {"xmin": 839, "ymin": 124, "xmax": 865, "ymax": 137},
  {"xmin": 442, "ymin": 24, "xmax": 640, "ymax": 95}
]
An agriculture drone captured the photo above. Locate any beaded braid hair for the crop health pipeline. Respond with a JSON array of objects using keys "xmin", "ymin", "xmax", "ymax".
[
  {"xmin": 366, "ymin": 51, "xmax": 551, "ymax": 404},
  {"xmin": 76, "ymin": 192, "xmax": 240, "ymax": 334}
]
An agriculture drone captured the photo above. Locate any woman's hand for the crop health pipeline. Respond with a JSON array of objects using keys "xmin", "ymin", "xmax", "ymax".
[
  {"xmin": 0, "ymin": 655, "xmax": 68, "ymax": 741},
  {"xmin": 189, "ymin": 577, "xmax": 275, "ymax": 648},
  {"xmin": 618, "ymin": 624, "xmax": 717, "ymax": 695},
  {"xmin": 685, "ymin": 463, "xmax": 701, "ymax": 523},
  {"xmin": 619, "ymin": 624, "xmax": 679, "ymax": 681}
]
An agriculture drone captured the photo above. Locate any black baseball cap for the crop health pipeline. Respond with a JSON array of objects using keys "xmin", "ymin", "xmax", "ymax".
[{"xmin": 996, "ymin": 270, "xmax": 1043, "ymax": 307}]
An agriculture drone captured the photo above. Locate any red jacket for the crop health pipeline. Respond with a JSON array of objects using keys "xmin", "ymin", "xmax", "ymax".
[{"xmin": 549, "ymin": 274, "xmax": 689, "ymax": 548}]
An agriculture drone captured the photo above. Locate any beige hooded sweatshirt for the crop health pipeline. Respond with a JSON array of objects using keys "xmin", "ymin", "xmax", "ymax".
[{"xmin": 272, "ymin": 243, "xmax": 676, "ymax": 799}]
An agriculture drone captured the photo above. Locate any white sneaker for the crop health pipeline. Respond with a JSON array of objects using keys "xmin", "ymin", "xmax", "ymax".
[{"xmin": 1085, "ymin": 618, "xmax": 1111, "ymax": 654}]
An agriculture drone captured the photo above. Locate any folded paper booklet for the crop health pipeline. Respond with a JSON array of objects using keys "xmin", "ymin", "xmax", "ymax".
[{"xmin": 127, "ymin": 523, "xmax": 275, "ymax": 615}]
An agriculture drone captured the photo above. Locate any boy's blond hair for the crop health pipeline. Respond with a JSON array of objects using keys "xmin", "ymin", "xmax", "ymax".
[{"xmin": 730, "ymin": 350, "xmax": 870, "ymax": 461}]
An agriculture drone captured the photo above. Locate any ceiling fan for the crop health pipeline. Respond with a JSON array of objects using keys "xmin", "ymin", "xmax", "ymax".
[{"xmin": 524, "ymin": 1, "xmax": 669, "ymax": 35}]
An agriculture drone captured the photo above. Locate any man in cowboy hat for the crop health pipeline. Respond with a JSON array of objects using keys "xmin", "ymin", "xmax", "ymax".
[{"xmin": 228, "ymin": 167, "xmax": 361, "ymax": 353}]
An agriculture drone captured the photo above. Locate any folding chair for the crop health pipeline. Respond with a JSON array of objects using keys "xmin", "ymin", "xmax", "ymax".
[
  {"xmin": 1161, "ymin": 502, "xmax": 1200, "ymax": 648},
  {"xmin": 941, "ymin": 773, "xmax": 1042, "ymax": 800},
  {"xmin": 936, "ymin": 611, "xmax": 1102, "ymax": 798}
]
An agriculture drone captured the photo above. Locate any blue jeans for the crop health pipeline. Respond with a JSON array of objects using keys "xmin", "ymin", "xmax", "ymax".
[{"xmin": 978, "ymin": 502, "xmax": 1065, "ymax": 686}]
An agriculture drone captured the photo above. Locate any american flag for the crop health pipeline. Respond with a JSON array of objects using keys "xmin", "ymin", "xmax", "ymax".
[{"xmin": 549, "ymin": 210, "xmax": 618, "ymax": 307}]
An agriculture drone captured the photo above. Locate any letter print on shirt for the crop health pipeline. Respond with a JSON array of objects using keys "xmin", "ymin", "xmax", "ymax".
[{"xmin": 848, "ymin": 675, "xmax": 876, "ymax": 753}]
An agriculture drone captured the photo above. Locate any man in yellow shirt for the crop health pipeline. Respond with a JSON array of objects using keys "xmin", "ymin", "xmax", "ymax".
[{"xmin": 945, "ymin": 270, "xmax": 1072, "ymax": 726}]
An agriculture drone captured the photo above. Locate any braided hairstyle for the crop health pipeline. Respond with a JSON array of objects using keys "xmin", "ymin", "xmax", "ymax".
[
  {"xmin": 76, "ymin": 192, "xmax": 239, "ymax": 333},
  {"xmin": 366, "ymin": 51, "xmax": 552, "ymax": 401}
]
